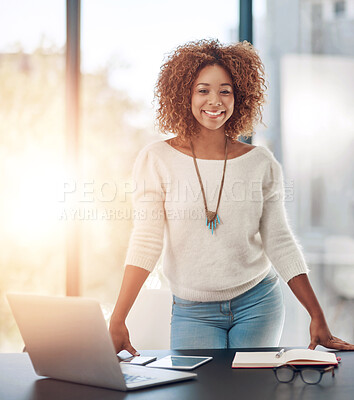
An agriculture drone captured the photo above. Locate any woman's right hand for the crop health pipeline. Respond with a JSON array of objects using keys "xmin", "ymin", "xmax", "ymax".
[
  {"xmin": 109, "ymin": 320, "xmax": 140, "ymax": 356},
  {"xmin": 108, "ymin": 265, "xmax": 150, "ymax": 356}
]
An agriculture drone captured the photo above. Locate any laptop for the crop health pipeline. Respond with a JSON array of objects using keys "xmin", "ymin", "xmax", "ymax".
[{"xmin": 6, "ymin": 293, "xmax": 197, "ymax": 391}]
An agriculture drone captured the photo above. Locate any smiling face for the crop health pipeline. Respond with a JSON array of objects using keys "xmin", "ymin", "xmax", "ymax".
[{"xmin": 191, "ymin": 64, "xmax": 234, "ymax": 134}]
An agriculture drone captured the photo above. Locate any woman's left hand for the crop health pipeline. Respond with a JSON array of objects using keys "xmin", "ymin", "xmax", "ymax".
[{"xmin": 308, "ymin": 315, "xmax": 354, "ymax": 350}]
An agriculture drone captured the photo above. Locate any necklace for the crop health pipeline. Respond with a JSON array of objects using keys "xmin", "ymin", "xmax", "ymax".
[{"xmin": 190, "ymin": 136, "xmax": 228, "ymax": 234}]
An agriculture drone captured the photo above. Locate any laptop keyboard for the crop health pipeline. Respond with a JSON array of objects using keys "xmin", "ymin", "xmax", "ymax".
[{"xmin": 123, "ymin": 373, "xmax": 154, "ymax": 384}]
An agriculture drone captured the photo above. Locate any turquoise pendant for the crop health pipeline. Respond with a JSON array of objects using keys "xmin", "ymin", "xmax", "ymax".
[{"xmin": 206, "ymin": 212, "xmax": 221, "ymax": 234}]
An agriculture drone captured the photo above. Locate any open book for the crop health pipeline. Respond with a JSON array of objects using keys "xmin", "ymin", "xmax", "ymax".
[{"xmin": 232, "ymin": 349, "xmax": 338, "ymax": 368}]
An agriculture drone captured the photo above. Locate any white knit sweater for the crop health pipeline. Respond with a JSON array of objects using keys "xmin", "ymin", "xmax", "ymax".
[{"xmin": 124, "ymin": 140, "xmax": 309, "ymax": 302}]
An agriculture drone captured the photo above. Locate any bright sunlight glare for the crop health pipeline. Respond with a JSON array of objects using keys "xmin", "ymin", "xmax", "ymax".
[{"xmin": 3, "ymin": 151, "xmax": 65, "ymax": 245}]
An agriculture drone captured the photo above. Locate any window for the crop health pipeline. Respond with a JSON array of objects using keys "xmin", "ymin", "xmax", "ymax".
[{"xmin": 0, "ymin": 0, "xmax": 66, "ymax": 352}]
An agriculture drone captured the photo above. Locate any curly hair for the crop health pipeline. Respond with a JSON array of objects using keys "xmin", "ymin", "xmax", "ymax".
[{"xmin": 154, "ymin": 39, "xmax": 266, "ymax": 143}]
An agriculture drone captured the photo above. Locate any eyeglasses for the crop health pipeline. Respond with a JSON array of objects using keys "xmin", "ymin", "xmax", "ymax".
[{"xmin": 273, "ymin": 364, "xmax": 335, "ymax": 385}]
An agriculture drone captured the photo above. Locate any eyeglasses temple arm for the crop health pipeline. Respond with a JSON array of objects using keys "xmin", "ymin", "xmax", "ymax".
[{"xmin": 323, "ymin": 366, "xmax": 335, "ymax": 377}]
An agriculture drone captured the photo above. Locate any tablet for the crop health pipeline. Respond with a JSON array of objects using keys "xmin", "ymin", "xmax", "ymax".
[{"xmin": 147, "ymin": 355, "xmax": 213, "ymax": 370}]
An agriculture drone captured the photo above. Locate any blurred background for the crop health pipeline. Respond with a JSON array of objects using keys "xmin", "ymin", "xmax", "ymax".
[{"xmin": 1, "ymin": 0, "xmax": 353, "ymax": 351}]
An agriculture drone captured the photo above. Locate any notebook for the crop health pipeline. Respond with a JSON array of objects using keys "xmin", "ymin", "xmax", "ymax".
[
  {"xmin": 6, "ymin": 293, "xmax": 197, "ymax": 391},
  {"xmin": 232, "ymin": 349, "xmax": 338, "ymax": 368}
]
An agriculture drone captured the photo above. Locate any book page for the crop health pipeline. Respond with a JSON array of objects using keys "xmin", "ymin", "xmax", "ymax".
[
  {"xmin": 233, "ymin": 352, "xmax": 279, "ymax": 365},
  {"xmin": 283, "ymin": 349, "xmax": 336, "ymax": 364}
]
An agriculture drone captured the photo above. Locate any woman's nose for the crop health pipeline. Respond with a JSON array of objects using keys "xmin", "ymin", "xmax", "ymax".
[{"xmin": 207, "ymin": 93, "xmax": 222, "ymax": 106}]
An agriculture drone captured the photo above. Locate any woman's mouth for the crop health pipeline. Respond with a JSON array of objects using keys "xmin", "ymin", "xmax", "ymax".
[{"xmin": 203, "ymin": 110, "xmax": 225, "ymax": 119}]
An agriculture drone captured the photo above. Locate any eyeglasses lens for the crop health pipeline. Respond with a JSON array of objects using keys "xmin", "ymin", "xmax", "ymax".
[
  {"xmin": 301, "ymin": 369, "xmax": 322, "ymax": 384},
  {"xmin": 276, "ymin": 366, "xmax": 294, "ymax": 382}
]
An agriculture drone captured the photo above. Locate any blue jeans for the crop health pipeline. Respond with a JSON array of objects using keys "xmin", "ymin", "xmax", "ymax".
[{"xmin": 170, "ymin": 268, "xmax": 285, "ymax": 349}]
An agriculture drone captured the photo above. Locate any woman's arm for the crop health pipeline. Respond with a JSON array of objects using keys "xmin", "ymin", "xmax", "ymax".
[
  {"xmin": 109, "ymin": 265, "xmax": 150, "ymax": 355},
  {"xmin": 110, "ymin": 147, "xmax": 165, "ymax": 355},
  {"xmin": 259, "ymin": 158, "xmax": 309, "ymax": 283},
  {"xmin": 287, "ymin": 273, "xmax": 354, "ymax": 350}
]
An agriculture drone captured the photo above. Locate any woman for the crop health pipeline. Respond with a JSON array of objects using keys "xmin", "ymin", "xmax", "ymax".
[{"xmin": 109, "ymin": 39, "xmax": 353, "ymax": 354}]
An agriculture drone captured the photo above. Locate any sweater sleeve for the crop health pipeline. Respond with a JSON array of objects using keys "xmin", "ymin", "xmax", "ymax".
[
  {"xmin": 259, "ymin": 157, "xmax": 309, "ymax": 283},
  {"xmin": 124, "ymin": 148, "xmax": 165, "ymax": 272}
]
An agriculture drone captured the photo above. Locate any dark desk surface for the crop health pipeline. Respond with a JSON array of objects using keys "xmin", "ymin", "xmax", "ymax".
[{"xmin": 1, "ymin": 348, "xmax": 353, "ymax": 400}]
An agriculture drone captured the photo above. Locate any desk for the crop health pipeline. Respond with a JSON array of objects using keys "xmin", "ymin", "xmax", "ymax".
[{"xmin": 1, "ymin": 348, "xmax": 353, "ymax": 400}]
